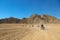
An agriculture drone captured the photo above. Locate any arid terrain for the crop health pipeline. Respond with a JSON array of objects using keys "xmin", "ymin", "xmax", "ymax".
[{"xmin": 0, "ymin": 24, "xmax": 60, "ymax": 40}]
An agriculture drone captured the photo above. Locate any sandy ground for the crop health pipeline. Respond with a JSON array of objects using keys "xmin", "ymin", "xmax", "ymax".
[{"xmin": 0, "ymin": 24, "xmax": 60, "ymax": 40}]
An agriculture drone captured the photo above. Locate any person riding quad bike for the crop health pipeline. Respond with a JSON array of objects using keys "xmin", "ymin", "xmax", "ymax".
[{"xmin": 41, "ymin": 24, "xmax": 45, "ymax": 30}]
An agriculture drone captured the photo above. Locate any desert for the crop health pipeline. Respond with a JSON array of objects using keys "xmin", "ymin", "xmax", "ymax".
[{"xmin": 0, "ymin": 24, "xmax": 60, "ymax": 40}]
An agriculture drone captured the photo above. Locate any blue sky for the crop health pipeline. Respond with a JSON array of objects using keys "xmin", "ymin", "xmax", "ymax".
[{"xmin": 0, "ymin": 0, "xmax": 60, "ymax": 19}]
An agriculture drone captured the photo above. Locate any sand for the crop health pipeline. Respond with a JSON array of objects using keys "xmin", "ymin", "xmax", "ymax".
[{"xmin": 0, "ymin": 24, "xmax": 60, "ymax": 40}]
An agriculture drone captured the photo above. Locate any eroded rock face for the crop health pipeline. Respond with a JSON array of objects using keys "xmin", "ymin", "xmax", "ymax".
[
  {"xmin": 27, "ymin": 14, "xmax": 60, "ymax": 24},
  {"xmin": 28, "ymin": 14, "xmax": 41, "ymax": 24},
  {"xmin": 41, "ymin": 14, "xmax": 60, "ymax": 23}
]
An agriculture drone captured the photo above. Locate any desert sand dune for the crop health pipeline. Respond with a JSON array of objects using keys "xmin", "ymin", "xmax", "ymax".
[{"xmin": 0, "ymin": 24, "xmax": 60, "ymax": 40}]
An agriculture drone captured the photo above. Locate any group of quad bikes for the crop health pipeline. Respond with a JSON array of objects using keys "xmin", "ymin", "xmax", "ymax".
[{"xmin": 32, "ymin": 24, "xmax": 45, "ymax": 30}]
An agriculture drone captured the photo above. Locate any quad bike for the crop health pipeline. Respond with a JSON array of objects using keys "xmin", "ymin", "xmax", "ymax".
[{"xmin": 41, "ymin": 24, "xmax": 45, "ymax": 30}]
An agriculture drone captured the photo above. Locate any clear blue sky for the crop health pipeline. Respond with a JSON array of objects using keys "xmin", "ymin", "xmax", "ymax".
[{"xmin": 0, "ymin": 0, "xmax": 60, "ymax": 19}]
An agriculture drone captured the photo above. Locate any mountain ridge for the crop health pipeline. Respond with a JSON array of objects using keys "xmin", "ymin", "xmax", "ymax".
[{"xmin": 0, "ymin": 14, "xmax": 60, "ymax": 24}]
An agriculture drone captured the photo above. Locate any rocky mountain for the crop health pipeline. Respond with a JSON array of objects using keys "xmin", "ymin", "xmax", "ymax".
[
  {"xmin": 0, "ymin": 17, "xmax": 21, "ymax": 23},
  {"xmin": 27, "ymin": 14, "xmax": 46, "ymax": 24},
  {"xmin": 41, "ymin": 14, "xmax": 60, "ymax": 23},
  {"xmin": 20, "ymin": 18, "xmax": 28, "ymax": 24},
  {"xmin": 0, "ymin": 14, "xmax": 60, "ymax": 24},
  {"xmin": 27, "ymin": 14, "xmax": 60, "ymax": 24}
]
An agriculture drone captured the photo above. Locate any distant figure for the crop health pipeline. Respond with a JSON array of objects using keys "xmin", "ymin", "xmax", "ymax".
[
  {"xmin": 32, "ymin": 25, "xmax": 34, "ymax": 27},
  {"xmin": 41, "ymin": 24, "xmax": 45, "ymax": 30}
]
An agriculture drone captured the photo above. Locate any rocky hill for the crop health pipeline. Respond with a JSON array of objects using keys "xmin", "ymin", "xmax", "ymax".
[
  {"xmin": 27, "ymin": 14, "xmax": 60, "ymax": 24},
  {"xmin": 0, "ymin": 17, "xmax": 21, "ymax": 23},
  {"xmin": 0, "ymin": 14, "xmax": 60, "ymax": 24},
  {"xmin": 26, "ymin": 14, "xmax": 60, "ymax": 24}
]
